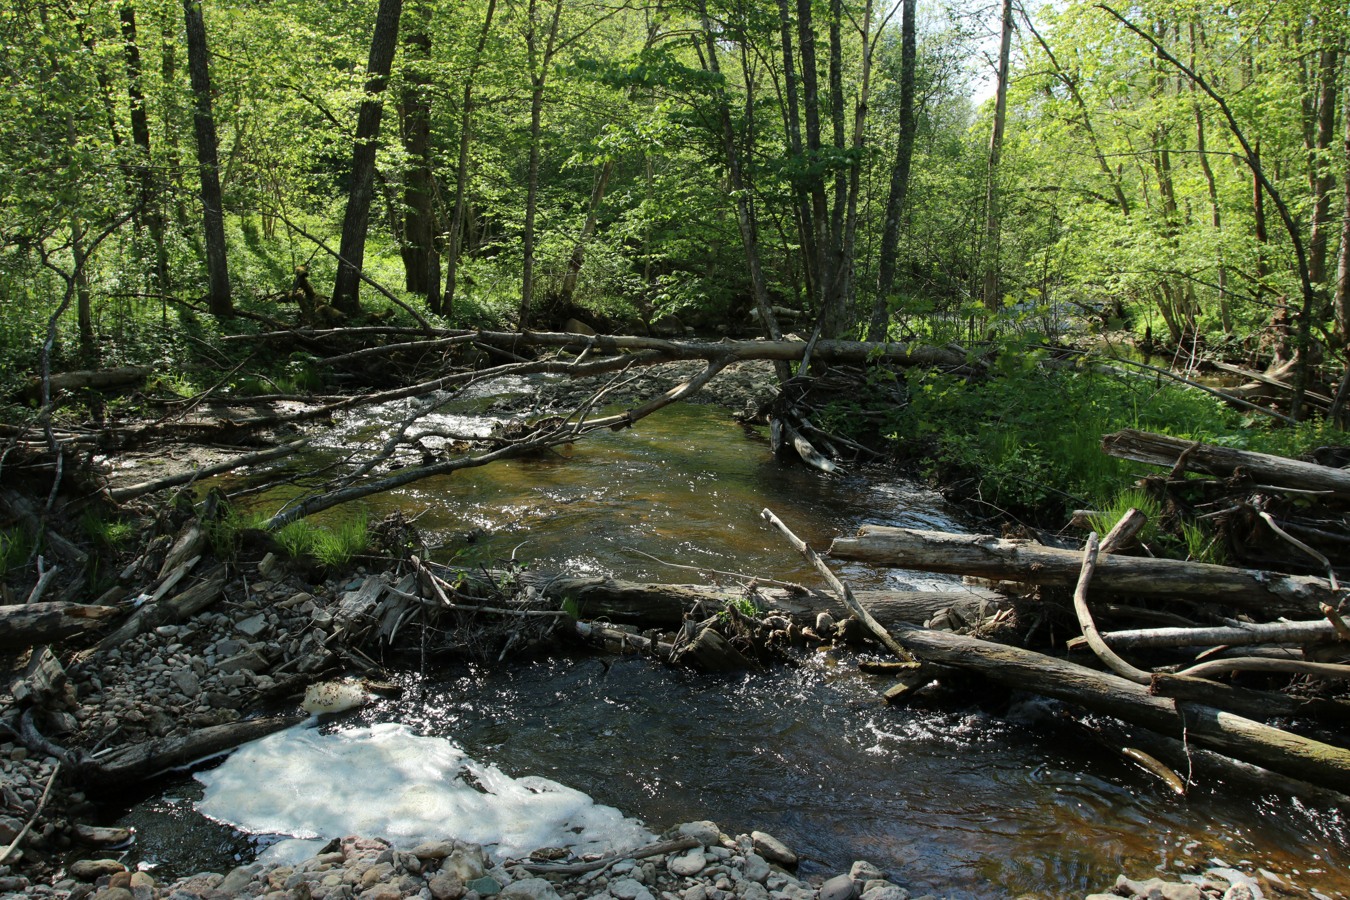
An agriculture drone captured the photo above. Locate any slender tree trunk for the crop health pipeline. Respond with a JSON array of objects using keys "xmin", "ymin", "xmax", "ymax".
[
  {"xmin": 1189, "ymin": 23, "xmax": 1229, "ymax": 335},
  {"xmin": 797, "ymin": 0, "xmax": 832, "ymax": 324},
  {"xmin": 776, "ymin": 0, "xmax": 815, "ymax": 306},
  {"xmin": 398, "ymin": 0, "xmax": 439, "ymax": 309},
  {"xmin": 1335, "ymin": 83, "xmax": 1350, "ymax": 339},
  {"xmin": 980, "ymin": 0, "xmax": 1014, "ymax": 311},
  {"xmin": 558, "ymin": 160, "xmax": 614, "ymax": 307},
  {"xmin": 1305, "ymin": 44, "xmax": 1340, "ymax": 305},
  {"xmin": 332, "ymin": 0, "xmax": 404, "ymax": 315},
  {"xmin": 119, "ymin": 1, "xmax": 168, "ymax": 290},
  {"xmin": 518, "ymin": 0, "xmax": 565, "ymax": 329},
  {"xmin": 868, "ymin": 0, "xmax": 916, "ymax": 341},
  {"xmin": 182, "ymin": 0, "xmax": 231, "ymax": 316},
  {"xmin": 696, "ymin": 0, "xmax": 784, "ymax": 359},
  {"xmin": 443, "ymin": 0, "xmax": 498, "ymax": 318}
]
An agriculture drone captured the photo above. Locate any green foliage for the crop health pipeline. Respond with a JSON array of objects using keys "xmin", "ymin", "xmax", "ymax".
[
  {"xmin": 0, "ymin": 528, "xmax": 34, "ymax": 577},
  {"xmin": 276, "ymin": 519, "xmax": 320, "ymax": 558},
  {"xmin": 205, "ymin": 506, "xmax": 272, "ymax": 559},
  {"xmin": 719, "ymin": 595, "xmax": 759, "ymax": 622},
  {"xmin": 895, "ymin": 354, "xmax": 1255, "ymax": 520},
  {"xmin": 1087, "ymin": 489, "xmax": 1162, "ymax": 545},
  {"xmin": 81, "ymin": 512, "xmax": 135, "ymax": 549},
  {"xmin": 310, "ymin": 513, "xmax": 369, "ymax": 569}
]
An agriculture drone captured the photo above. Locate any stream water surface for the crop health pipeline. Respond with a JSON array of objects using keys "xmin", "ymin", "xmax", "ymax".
[{"xmin": 119, "ymin": 383, "xmax": 1350, "ymax": 898}]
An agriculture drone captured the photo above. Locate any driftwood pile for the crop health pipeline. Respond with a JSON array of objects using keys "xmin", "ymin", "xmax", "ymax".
[{"xmin": 821, "ymin": 427, "xmax": 1350, "ymax": 799}]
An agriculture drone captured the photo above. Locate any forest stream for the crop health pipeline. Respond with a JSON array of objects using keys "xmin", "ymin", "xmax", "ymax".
[{"xmin": 112, "ymin": 387, "xmax": 1350, "ymax": 900}]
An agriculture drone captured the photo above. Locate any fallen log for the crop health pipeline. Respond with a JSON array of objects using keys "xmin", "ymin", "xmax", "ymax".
[
  {"xmin": 1101, "ymin": 428, "xmax": 1350, "ymax": 496},
  {"xmin": 885, "ymin": 623, "xmax": 1350, "ymax": 794},
  {"xmin": 81, "ymin": 715, "xmax": 305, "ymax": 786},
  {"xmin": 91, "ymin": 566, "xmax": 228, "ymax": 655},
  {"xmin": 520, "ymin": 573, "xmax": 1010, "ymax": 630},
  {"xmin": 0, "ymin": 602, "xmax": 120, "ymax": 651},
  {"xmin": 1147, "ymin": 673, "xmax": 1350, "ymax": 724},
  {"xmin": 22, "ymin": 367, "xmax": 150, "ymax": 399},
  {"xmin": 1088, "ymin": 619, "xmax": 1344, "ymax": 651},
  {"xmin": 827, "ymin": 526, "xmax": 1333, "ymax": 617},
  {"xmin": 108, "ymin": 440, "xmax": 308, "ymax": 502}
]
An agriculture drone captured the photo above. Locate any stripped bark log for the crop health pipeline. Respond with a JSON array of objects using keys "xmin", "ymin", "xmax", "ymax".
[
  {"xmin": 521, "ymin": 573, "xmax": 1010, "ymax": 631},
  {"xmin": 1102, "ymin": 428, "xmax": 1350, "ymax": 495},
  {"xmin": 1071, "ymin": 533, "xmax": 1151, "ymax": 685},
  {"xmin": 885, "ymin": 623, "xmax": 1350, "ymax": 793},
  {"xmin": 827, "ymin": 526, "xmax": 1333, "ymax": 616},
  {"xmin": 1090, "ymin": 619, "xmax": 1346, "ymax": 650}
]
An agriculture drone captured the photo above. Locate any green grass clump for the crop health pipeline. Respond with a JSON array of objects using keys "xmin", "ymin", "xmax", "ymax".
[
  {"xmin": 1087, "ymin": 488, "xmax": 1162, "ymax": 544},
  {"xmin": 1, "ymin": 528, "xmax": 34, "ymax": 576},
  {"xmin": 310, "ymin": 514, "xmax": 369, "ymax": 568}
]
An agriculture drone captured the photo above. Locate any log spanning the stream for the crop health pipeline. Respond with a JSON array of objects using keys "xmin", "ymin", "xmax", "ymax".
[
  {"xmin": 827, "ymin": 526, "xmax": 1334, "ymax": 617},
  {"xmin": 1101, "ymin": 428, "xmax": 1350, "ymax": 496},
  {"xmin": 887, "ymin": 623, "xmax": 1350, "ymax": 794},
  {"xmin": 519, "ymin": 573, "xmax": 1011, "ymax": 630}
]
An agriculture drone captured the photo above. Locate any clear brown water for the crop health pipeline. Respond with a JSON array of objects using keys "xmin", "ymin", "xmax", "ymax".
[{"xmin": 119, "ymin": 389, "xmax": 1350, "ymax": 898}]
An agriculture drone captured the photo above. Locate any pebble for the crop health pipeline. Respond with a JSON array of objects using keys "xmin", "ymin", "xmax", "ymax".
[{"xmin": 668, "ymin": 850, "xmax": 708, "ymax": 878}]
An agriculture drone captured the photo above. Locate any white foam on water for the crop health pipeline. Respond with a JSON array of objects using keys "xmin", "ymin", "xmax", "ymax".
[{"xmin": 195, "ymin": 723, "xmax": 653, "ymax": 861}]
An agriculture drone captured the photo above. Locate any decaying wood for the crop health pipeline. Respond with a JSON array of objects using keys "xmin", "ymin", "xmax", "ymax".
[
  {"xmin": 827, "ymin": 526, "xmax": 1334, "ymax": 616},
  {"xmin": 0, "ymin": 603, "xmax": 120, "ymax": 651},
  {"xmin": 9, "ymin": 646, "xmax": 68, "ymax": 705},
  {"xmin": 82, "ymin": 714, "xmax": 305, "ymax": 786},
  {"xmin": 92, "ymin": 566, "xmax": 227, "ymax": 654},
  {"xmin": 23, "ymin": 367, "xmax": 150, "ymax": 397},
  {"xmin": 1090, "ymin": 618, "xmax": 1346, "ymax": 650},
  {"xmin": 1101, "ymin": 428, "xmax": 1350, "ymax": 496},
  {"xmin": 520, "ymin": 836, "xmax": 702, "ymax": 875},
  {"xmin": 1177, "ymin": 657, "xmax": 1350, "ymax": 681},
  {"xmin": 516, "ymin": 574, "xmax": 1010, "ymax": 630},
  {"xmin": 884, "ymin": 622, "xmax": 1350, "ymax": 793},
  {"xmin": 1147, "ymin": 673, "xmax": 1350, "ymax": 723},
  {"xmin": 109, "ymin": 440, "xmax": 308, "ymax": 501}
]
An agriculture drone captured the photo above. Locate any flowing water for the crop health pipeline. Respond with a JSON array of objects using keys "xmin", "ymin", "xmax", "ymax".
[{"xmin": 118, "ymin": 382, "xmax": 1350, "ymax": 898}]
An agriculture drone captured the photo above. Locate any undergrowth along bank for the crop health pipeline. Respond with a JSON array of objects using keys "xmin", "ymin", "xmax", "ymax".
[{"xmin": 878, "ymin": 355, "xmax": 1344, "ymax": 529}]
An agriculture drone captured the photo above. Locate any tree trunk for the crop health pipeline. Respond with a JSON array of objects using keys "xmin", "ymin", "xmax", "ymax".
[
  {"xmin": 868, "ymin": 0, "xmax": 916, "ymax": 341},
  {"xmin": 557, "ymin": 160, "xmax": 614, "ymax": 308},
  {"xmin": 517, "ymin": 0, "xmax": 565, "ymax": 329},
  {"xmin": 1336, "ymin": 81, "xmax": 1350, "ymax": 340},
  {"xmin": 980, "ymin": 0, "xmax": 1014, "ymax": 311},
  {"xmin": 182, "ymin": 0, "xmax": 231, "ymax": 316},
  {"xmin": 1100, "ymin": 427, "xmax": 1350, "ymax": 495},
  {"xmin": 0, "ymin": 603, "xmax": 120, "ymax": 652},
  {"xmin": 1304, "ymin": 44, "xmax": 1340, "ymax": 306},
  {"xmin": 443, "ymin": 0, "xmax": 497, "ymax": 318},
  {"xmin": 698, "ymin": 0, "xmax": 784, "ymax": 356},
  {"xmin": 398, "ymin": 0, "xmax": 439, "ymax": 309},
  {"xmin": 119, "ymin": 1, "xmax": 168, "ymax": 290},
  {"xmin": 332, "ymin": 0, "xmax": 404, "ymax": 315},
  {"xmin": 827, "ymin": 526, "xmax": 1334, "ymax": 617}
]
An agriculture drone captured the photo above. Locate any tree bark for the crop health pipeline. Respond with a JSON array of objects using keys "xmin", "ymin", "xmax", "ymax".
[
  {"xmin": 868, "ymin": 0, "xmax": 917, "ymax": 341},
  {"xmin": 332, "ymin": 0, "xmax": 404, "ymax": 315},
  {"xmin": 397, "ymin": 0, "xmax": 439, "ymax": 308},
  {"xmin": 885, "ymin": 623, "xmax": 1350, "ymax": 794},
  {"xmin": 0, "ymin": 603, "xmax": 120, "ymax": 652},
  {"xmin": 182, "ymin": 0, "xmax": 231, "ymax": 316},
  {"xmin": 443, "ymin": 0, "xmax": 498, "ymax": 318},
  {"xmin": 517, "ymin": 0, "xmax": 565, "ymax": 328},
  {"xmin": 119, "ymin": 0, "xmax": 168, "ymax": 290},
  {"xmin": 828, "ymin": 526, "xmax": 1334, "ymax": 616},
  {"xmin": 1101, "ymin": 427, "xmax": 1350, "ymax": 495},
  {"xmin": 81, "ymin": 715, "xmax": 305, "ymax": 786},
  {"xmin": 980, "ymin": 0, "xmax": 1014, "ymax": 311}
]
